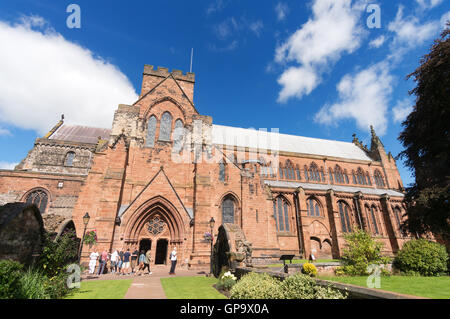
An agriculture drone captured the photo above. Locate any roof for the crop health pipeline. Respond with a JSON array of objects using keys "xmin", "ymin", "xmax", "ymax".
[
  {"xmin": 49, "ymin": 125, "xmax": 111, "ymax": 144},
  {"xmin": 264, "ymin": 180, "xmax": 404, "ymax": 197},
  {"xmin": 212, "ymin": 124, "xmax": 372, "ymax": 161}
]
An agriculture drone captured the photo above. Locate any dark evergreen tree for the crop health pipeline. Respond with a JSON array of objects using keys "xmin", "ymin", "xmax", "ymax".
[{"xmin": 398, "ymin": 24, "xmax": 450, "ymax": 245}]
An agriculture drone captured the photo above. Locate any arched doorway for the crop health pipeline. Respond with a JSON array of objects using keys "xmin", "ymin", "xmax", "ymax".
[
  {"xmin": 155, "ymin": 239, "xmax": 168, "ymax": 265},
  {"xmin": 139, "ymin": 239, "xmax": 152, "ymax": 253},
  {"xmin": 124, "ymin": 196, "xmax": 186, "ymax": 266}
]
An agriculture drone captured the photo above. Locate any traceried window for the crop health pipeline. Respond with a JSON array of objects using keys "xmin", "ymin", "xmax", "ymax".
[
  {"xmin": 295, "ymin": 165, "xmax": 301, "ymax": 180},
  {"xmin": 172, "ymin": 119, "xmax": 184, "ymax": 153},
  {"xmin": 159, "ymin": 112, "xmax": 173, "ymax": 141},
  {"xmin": 338, "ymin": 201, "xmax": 352, "ymax": 233},
  {"xmin": 374, "ymin": 170, "xmax": 385, "ymax": 188},
  {"xmin": 334, "ymin": 165, "xmax": 344, "ymax": 184},
  {"xmin": 356, "ymin": 168, "xmax": 367, "ymax": 185},
  {"xmin": 219, "ymin": 160, "xmax": 226, "ymax": 182},
  {"xmin": 393, "ymin": 206, "xmax": 403, "ymax": 234},
  {"xmin": 64, "ymin": 152, "xmax": 75, "ymax": 167},
  {"xmin": 307, "ymin": 198, "xmax": 321, "ymax": 217},
  {"xmin": 222, "ymin": 197, "xmax": 235, "ymax": 224},
  {"xmin": 366, "ymin": 172, "xmax": 372, "ymax": 185},
  {"xmin": 146, "ymin": 115, "xmax": 157, "ymax": 147},
  {"xmin": 344, "ymin": 170, "xmax": 349, "ymax": 184},
  {"xmin": 307, "ymin": 163, "xmax": 321, "ymax": 182},
  {"xmin": 369, "ymin": 206, "xmax": 379, "ymax": 235},
  {"xmin": 273, "ymin": 196, "xmax": 290, "ymax": 232},
  {"xmin": 25, "ymin": 190, "xmax": 48, "ymax": 214},
  {"xmin": 283, "ymin": 160, "xmax": 297, "ymax": 180}
]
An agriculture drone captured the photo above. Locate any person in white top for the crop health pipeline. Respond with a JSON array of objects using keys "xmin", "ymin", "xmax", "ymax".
[
  {"xmin": 89, "ymin": 250, "xmax": 99, "ymax": 274},
  {"xmin": 169, "ymin": 247, "xmax": 177, "ymax": 275},
  {"xmin": 110, "ymin": 249, "xmax": 119, "ymax": 274}
]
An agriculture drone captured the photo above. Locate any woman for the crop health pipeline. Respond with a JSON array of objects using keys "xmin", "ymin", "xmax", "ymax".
[
  {"xmin": 110, "ymin": 249, "xmax": 119, "ymax": 274},
  {"xmin": 169, "ymin": 246, "xmax": 177, "ymax": 275},
  {"xmin": 136, "ymin": 250, "xmax": 146, "ymax": 275}
]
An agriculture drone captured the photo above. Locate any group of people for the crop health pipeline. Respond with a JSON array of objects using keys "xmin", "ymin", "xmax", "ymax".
[{"xmin": 88, "ymin": 246, "xmax": 178, "ymax": 276}]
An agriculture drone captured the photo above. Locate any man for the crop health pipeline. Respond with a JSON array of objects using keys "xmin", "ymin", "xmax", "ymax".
[
  {"xmin": 110, "ymin": 249, "xmax": 119, "ymax": 274},
  {"xmin": 131, "ymin": 248, "xmax": 139, "ymax": 274},
  {"xmin": 144, "ymin": 249, "xmax": 152, "ymax": 275},
  {"xmin": 97, "ymin": 250, "xmax": 109, "ymax": 275},
  {"xmin": 89, "ymin": 250, "xmax": 99, "ymax": 274},
  {"xmin": 117, "ymin": 249, "xmax": 124, "ymax": 274},
  {"xmin": 121, "ymin": 248, "xmax": 131, "ymax": 275},
  {"xmin": 169, "ymin": 246, "xmax": 177, "ymax": 275}
]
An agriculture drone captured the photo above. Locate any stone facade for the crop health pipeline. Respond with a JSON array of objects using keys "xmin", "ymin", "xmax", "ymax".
[{"xmin": 0, "ymin": 65, "xmax": 412, "ymax": 269}]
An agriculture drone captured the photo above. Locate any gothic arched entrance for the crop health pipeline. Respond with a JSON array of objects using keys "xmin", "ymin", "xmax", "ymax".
[{"xmin": 123, "ymin": 196, "xmax": 185, "ymax": 266}]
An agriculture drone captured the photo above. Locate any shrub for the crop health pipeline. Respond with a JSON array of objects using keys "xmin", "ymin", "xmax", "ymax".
[
  {"xmin": 336, "ymin": 230, "xmax": 390, "ymax": 276},
  {"xmin": 280, "ymin": 274, "xmax": 347, "ymax": 299},
  {"xmin": 393, "ymin": 239, "xmax": 448, "ymax": 276},
  {"xmin": 0, "ymin": 260, "xmax": 24, "ymax": 299},
  {"xmin": 37, "ymin": 230, "xmax": 79, "ymax": 278},
  {"xmin": 217, "ymin": 271, "xmax": 237, "ymax": 291},
  {"xmin": 19, "ymin": 269, "xmax": 52, "ymax": 299},
  {"xmin": 301, "ymin": 263, "xmax": 318, "ymax": 277},
  {"xmin": 230, "ymin": 272, "xmax": 284, "ymax": 299}
]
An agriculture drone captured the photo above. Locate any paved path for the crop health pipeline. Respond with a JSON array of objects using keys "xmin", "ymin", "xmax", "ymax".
[{"xmin": 82, "ymin": 265, "xmax": 209, "ymax": 299}]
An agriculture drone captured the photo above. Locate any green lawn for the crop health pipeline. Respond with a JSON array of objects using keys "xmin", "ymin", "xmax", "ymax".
[
  {"xmin": 267, "ymin": 259, "xmax": 340, "ymax": 268},
  {"xmin": 65, "ymin": 279, "xmax": 133, "ymax": 299},
  {"xmin": 161, "ymin": 276, "xmax": 227, "ymax": 299},
  {"xmin": 319, "ymin": 275, "xmax": 450, "ymax": 299}
]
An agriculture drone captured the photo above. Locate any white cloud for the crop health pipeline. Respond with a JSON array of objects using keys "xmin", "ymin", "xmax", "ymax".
[
  {"xmin": 0, "ymin": 161, "xmax": 18, "ymax": 170},
  {"xmin": 275, "ymin": 3, "xmax": 289, "ymax": 21},
  {"xmin": 388, "ymin": 6, "xmax": 440, "ymax": 47},
  {"xmin": 0, "ymin": 16, "xmax": 138, "ymax": 134},
  {"xmin": 314, "ymin": 62, "xmax": 393, "ymax": 135},
  {"xmin": 249, "ymin": 20, "xmax": 263, "ymax": 37},
  {"xmin": 441, "ymin": 11, "xmax": 450, "ymax": 29},
  {"xmin": 275, "ymin": 0, "xmax": 365, "ymax": 103},
  {"xmin": 369, "ymin": 35, "xmax": 386, "ymax": 48},
  {"xmin": 0, "ymin": 127, "xmax": 11, "ymax": 136},
  {"xmin": 415, "ymin": 0, "xmax": 443, "ymax": 10},
  {"xmin": 392, "ymin": 98, "xmax": 413, "ymax": 123},
  {"xmin": 206, "ymin": 0, "xmax": 229, "ymax": 16}
]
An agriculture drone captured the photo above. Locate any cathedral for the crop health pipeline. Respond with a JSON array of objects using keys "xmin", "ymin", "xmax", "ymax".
[{"xmin": 0, "ymin": 65, "xmax": 411, "ymax": 268}]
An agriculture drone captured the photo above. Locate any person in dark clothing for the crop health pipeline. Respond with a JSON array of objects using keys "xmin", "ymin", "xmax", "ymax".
[
  {"xmin": 131, "ymin": 249, "xmax": 139, "ymax": 274},
  {"xmin": 121, "ymin": 249, "xmax": 131, "ymax": 275}
]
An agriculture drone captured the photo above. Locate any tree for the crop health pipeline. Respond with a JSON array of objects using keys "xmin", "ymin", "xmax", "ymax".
[{"xmin": 398, "ymin": 23, "xmax": 450, "ymax": 245}]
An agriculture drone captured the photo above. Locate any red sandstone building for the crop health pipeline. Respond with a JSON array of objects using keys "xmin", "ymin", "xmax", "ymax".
[{"xmin": 0, "ymin": 65, "xmax": 411, "ymax": 268}]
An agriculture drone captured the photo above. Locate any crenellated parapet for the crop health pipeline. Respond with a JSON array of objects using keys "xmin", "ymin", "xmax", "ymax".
[{"xmin": 143, "ymin": 65, "xmax": 195, "ymax": 83}]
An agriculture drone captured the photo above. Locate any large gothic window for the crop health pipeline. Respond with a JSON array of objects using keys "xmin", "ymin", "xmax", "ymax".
[
  {"xmin": 307, "ymin": 198, "xmax": 321, "ymax": 217},
  {"xmin": 338, "ymin": 201, "xmax": 352, "ymax": 233},
  {"xmin": 146, "ymin": 115, "xmax": 157, "ymax": 147},
  {"xmin": 307, "ymin": 163, "xmax": 321, "ymax": 182},
  {"xmin": 222, "ymin": 197, "xmax": 235, "ymax": 224},
  {"xmin": 64, "ymin": 152, "xmax": 75, "ymax": 167},
  {"xmin": 369, "ymin": 206, "xmax": 379, "ymax": 235},
  {"xmin": 274, "ymin": 196, "xmax": 290, "ymax": 232},
  {"xmin": 25, "ymin": 190, "xmax": 48, "ymax": 214},
  {"xmin": 172, "ymin": 119, "xmax": 184, "ymax": 153},
  {"xmin": 374, "ymin": 170, "xmax": 385, "ymax": 188},
  {"xmin": 159, "ymin": 112, "xmax": 173, "ymax": 141},
  {"xmin": 329, "ymin": 168, "xmax": 334, "ymax": 184},
  {"xmin": 393, "ymin": 206, "xmax": 403, "ymax": 234}
]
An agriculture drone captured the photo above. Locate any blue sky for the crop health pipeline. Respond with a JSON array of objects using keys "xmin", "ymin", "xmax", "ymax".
[{"xmin": 0, "ymin": 0, "xmax": 449, "ymax": 187}]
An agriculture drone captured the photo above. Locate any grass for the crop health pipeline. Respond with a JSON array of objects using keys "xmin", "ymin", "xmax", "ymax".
[
  {"xmin": 267, "ymin": 259, "xmax": 340, "ymax": 268},
  {"xmin": 319, "ymin": 275, "xmax": 450, "ymax": 299},
  {"xmin": 65, "ymin": 279, "xmax": 133, "ymax": 299},
  {"xmin": 161, "ymin": 276, "xmax": 228, "ymax": 299}
]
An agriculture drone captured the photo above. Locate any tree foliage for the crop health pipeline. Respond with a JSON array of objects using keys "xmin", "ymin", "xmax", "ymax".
[{"xmin": 398, "ymin": 24, "xmax": 450, "ymax": 243}]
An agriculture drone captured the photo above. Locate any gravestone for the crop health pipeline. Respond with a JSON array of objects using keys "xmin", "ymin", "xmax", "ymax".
[{"xmin": 0, "ymin": 203, "xmax": 44, "ymax": 266}]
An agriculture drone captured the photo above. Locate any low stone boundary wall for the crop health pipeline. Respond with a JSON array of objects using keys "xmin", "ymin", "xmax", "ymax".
[{"xmin": 235, "ymin": 267, "xmax": 425, "ymax": 299}]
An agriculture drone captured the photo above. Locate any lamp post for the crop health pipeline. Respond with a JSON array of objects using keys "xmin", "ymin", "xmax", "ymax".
[
  {"xmin": 209, "ymin": 217, "xmax": 215, "ymax": 276},
  {"xmin": 78, "ymin": 212, "xmax": 90, "ymax": 264}
]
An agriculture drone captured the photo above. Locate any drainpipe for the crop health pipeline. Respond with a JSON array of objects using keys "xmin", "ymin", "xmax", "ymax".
[
  {"xmin": 109, "ymin": 141, "xmax": 130, "ymax": 252},
  {"xmin": 294, "ymin": 188, "xmax": 305, "ymax": 258}
]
